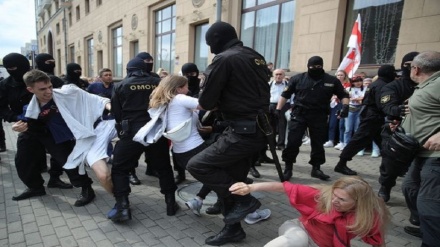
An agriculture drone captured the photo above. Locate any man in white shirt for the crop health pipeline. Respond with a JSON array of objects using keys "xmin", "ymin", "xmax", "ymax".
[{"xmin": 269, "ymin": 69, "xmax": 289, "ymax": 149}]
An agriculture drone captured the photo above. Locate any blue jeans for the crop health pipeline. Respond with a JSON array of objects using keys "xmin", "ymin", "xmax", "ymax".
[
  {"xmin": 344, "ymin": 109, "xmax": 360, "ymax": 144},
  {"xmin": 402, "ymin": 157, "xmax": 440, "ymax": 246},
  {"xmin": 327, "ymin": 105, "xmax": 340, "ymax": 142}
]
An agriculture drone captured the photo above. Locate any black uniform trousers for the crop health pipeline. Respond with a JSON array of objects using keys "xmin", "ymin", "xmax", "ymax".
[
  {"xmin": 111, "ymin": 134, "xmax": 176, "ymax": 198},
  {"xmin": 339, "ymin": 110, "xmax": 384, "ymax": 161},
  {"xmin": 378, "ymin": 128, "xmax": 412, "ymax": 188},
  {"xmin": 282, "ymin": 112, "xmax": 328, "ymax": 166},
  {"xmin": 0, "ymin": 119, "xmax": 5, "ymax": 145},
  {"xmin": 15, "ymin": 131, "xmax": 92, "ymax": 189},
  {"xmin": 187, "ymin": 127, "xmax": 266, "ymax": 199},
  {"xmin": 269, "ymin": 103, "xmax": 290, "ymax": 147}
]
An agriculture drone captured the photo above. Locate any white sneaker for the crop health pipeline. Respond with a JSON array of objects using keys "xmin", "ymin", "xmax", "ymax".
[
  {"xmin": 244, "ymin": 209, "xmax": 271, "ymax": 225},
  {"xmin": 302, "ymin": 136, "xmax": 310, "ymax": 143},
  {"xmin": 323, "ymin": 141, "xmax": 334, "ymax": 148},
  {"xmin": 357, "ymin": 150, "xmax": 364, "ymax": 156},
  {"xmin": 334, "ymin": 143, "xmax": 344, "ymax": 150},
  {"xmin": 185, "ymin": 198, "xmax": 203, "ymax": 216},
  {"xmin": 371, "ymin": 151, "xmax": 380, "ymax": 158}
]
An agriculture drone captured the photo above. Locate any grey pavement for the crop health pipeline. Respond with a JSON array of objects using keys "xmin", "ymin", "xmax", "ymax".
[{"xmin": 0, "ymin": 122, "xmax": 421, "ymax": 246}]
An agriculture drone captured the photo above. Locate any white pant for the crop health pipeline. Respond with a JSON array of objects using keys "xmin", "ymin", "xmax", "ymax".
[
  {"xmin": 86, "ymin": 119, "xmax": 117, "ymax": 166},
  {"xmin": 264, "ymin": 219, "xmax": 318, "ymax": 247}
]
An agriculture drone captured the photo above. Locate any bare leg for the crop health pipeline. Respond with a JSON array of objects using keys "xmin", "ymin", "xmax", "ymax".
[{"xmin": 91, "ymin": 159, "xmax": 113, "ymax": 194}]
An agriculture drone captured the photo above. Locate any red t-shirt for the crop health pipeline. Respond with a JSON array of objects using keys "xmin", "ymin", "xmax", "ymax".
[{"xmin": 283, "ymin": 182, "xmax": 383, "ymax": 247}]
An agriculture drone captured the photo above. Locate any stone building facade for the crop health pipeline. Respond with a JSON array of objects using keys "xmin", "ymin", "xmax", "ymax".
[{"xmin": 35, "ymin": 0, "xmax": 440, "ymax": 79}]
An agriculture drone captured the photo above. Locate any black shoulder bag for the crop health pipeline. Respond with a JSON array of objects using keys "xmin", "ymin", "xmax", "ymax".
[{"xmin": 382, "ymin": 126, "xmax": 420, "ymax": 164}]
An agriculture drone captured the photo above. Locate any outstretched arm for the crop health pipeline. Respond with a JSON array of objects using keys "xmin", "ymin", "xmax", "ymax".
[{"xmin": 230, "ymin": 182, "xmax": 284, "ymax": 195}]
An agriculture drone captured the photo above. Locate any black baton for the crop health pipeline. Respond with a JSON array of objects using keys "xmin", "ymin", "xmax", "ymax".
[{"xmin": 257, "ymin": 111, "xmax": 285, "ymax": 182}]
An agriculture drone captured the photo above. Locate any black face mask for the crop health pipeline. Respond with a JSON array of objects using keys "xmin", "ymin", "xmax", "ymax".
[
  {"xmin": 3, "ymin": 53, "xmax": 30, "ymax": 83},
  {"xmin": 187, "ymin": 76, "xmax": 201, "ymax": 96},
  {"xmin": 145, "ymin": 63, "xmax": 153, "ymax": 73},
  {"xmin": 307, "ymin": 68, "xmax": 325, "ymax": 79},
  {"xmin": 38, "ymin": 63, "xmax": 55, "ymax": 74}
]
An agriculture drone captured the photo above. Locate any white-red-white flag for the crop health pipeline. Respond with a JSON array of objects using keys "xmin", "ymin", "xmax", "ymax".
[{"xmin": 337, "ymin": 14, "xmax": 362, "ymax": 78}]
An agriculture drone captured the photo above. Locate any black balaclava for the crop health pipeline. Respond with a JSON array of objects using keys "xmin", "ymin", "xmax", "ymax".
[
  {"xmin": 377, "ymin": 65, "xmax": 396, "ymax": 83},
  {"xmin": 181, "ymin": 63, "xmax": 200, "ymax": 96},
  {"xmin": 2, "ymin": 53, "xmax": 30, "ymax": 82},
  {"xmin": 401, "ymin": 51, "xmax": 419, "ymax": 78},
  {"xmin": 66, "ymin": 63, "xmax": 82, "ymax": 81},
  {"xmin": 126, "ymin": 57, "xmax": 148, "ymax": 77},
  {"xmin": 136, "ymin": 52, "xmax": 154, "ymax": 73},
  {"xmin": 307, "ymin": 56, "xmax": 325, "ymax": 79},
  {"xmin": 205, "ymin": 21, "xmax": 239, "ymax": 55},
  {"xmin": 35, "ymin": 53, "xmax": 55, "ymax": 74}
]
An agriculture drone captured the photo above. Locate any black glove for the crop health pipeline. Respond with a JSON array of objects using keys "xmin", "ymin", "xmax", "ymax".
[
  {"xmin": 339, "ymin": 104, "xmax": 349, "ymax": 118},
  {"xmin": 398, "ymin": 105, "xmax": 406, "ymax": 117}
]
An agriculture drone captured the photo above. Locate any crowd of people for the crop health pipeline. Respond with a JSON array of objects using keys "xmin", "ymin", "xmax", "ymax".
[{"xmin": 1, "ymin": 20, "xmax": 439, "ymax": 246}]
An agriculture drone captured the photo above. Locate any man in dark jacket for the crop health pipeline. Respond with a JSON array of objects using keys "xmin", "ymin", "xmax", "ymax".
[
  {"xmin": 187, "ymin": 21, "xmax": 269, "ymax": 246},
  {"xmin": 378, "ymin": 52, "xmax": 419, "ymax": 203},
  {"xmin": 334, "ymin": 65, "xmax": 397, "ymax": 175},
  {"xmin": 276, "ymin": 56, "xmax": 350, "ymax": 181},
  {"xmin": 34, "ymin": 53, "xmax": 73, "ymax": 189},
  {"xmin": 108, "ymin": 57, "xmax": 177, "ymax": 222},
  {"xmin": 0, "ymin": 53, "xmax": 72, "ymax": 201}
]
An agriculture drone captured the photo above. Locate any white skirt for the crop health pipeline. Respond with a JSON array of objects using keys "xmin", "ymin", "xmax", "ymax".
[{"xmin": 86, "ymin": 119, "xmax": 117, "ymax": 166}]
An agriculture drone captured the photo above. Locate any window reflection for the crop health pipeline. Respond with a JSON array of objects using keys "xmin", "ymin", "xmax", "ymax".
[
  {"xmin": 344, "ymin": 0, "xmax": 404, "ymax": 65},
  {"xmin": 241, "ymin": 0, "xmax": 294, "ymax": 70}
]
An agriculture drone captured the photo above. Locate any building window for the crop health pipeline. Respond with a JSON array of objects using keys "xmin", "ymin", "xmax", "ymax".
[
  {"xmin": 55, "ymin": 0, "xmax": 59, "ymax": 11},
  {"xmin": 194, "ymin": 23, "xmax": 209, "ymax": 72},
  {"xmin": 85, "ymin": 0, "xmax": 90, "ymax": 14},
  {"xmin": 343, "ymin": 0, "xmax": 404, "ymax": 65},
  {"xmin": 130, "ymin": 41, "xmax": 139, "ymax": 58},
  {"xmin": 86, "ymin": 38, "xmax": 94, "ymax": 77},
  {"xmin": 112, "ymin": 26, "xmax": 123, "ymax": 77},
  {"xmin": 76, "ymin": 5, "xmax": 80, "ymax": 21},
  {"xmin": 69, "ymin": 45, "xmax": 75, "ymax": 63},
  {"xmin": 241, "ymin": 0, "xmax": 295, "ymax": 70},
  {"xmin": 56, "ymin": 23, "xmax": 60, "ymax": 35},
  {"xmin": 96, "ymin": 0, "xmax": 102, "ymax": 6},
  {"xmin": 44, "ymin": 35, "xmax": 46, "ymax": 45},
  {"xmin": 68, "ymin": 12, "xmax": 72, "ymax": 26},
  {"xmin": 48, "ymin": 8, "xmax": 51, "ymax": 18},
  {"xmin": 155, "ymin": 5, "xmax": 176, "ymax": 73}
]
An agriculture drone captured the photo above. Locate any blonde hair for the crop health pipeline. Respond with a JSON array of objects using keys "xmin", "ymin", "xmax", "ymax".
[
  {"xmin": 149, "ymin": 75, "xmax": 188, "ymax": 108},
  {"xmin": 335, "ymin": 70, "xmax": 350, "ymax": 84},
  {"xmin": 315, "ymin": 176, "xmax": 391, "ymax": 237}
]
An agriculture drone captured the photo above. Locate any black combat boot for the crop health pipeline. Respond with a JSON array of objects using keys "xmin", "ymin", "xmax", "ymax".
[
  {"xmin": 283, "ymin": 163, "xmax": 293, "ymax": 181},
  {"xmin": 206, "ymin": 199, "xmax": 222, "ymax": 215},
  {"xmin": 110, "ymin": 196, "xmax": 131, "ymax": 222},
  {"xmin": 165, "ymin": 193, "xmax": 180, "ymax": 216},
  {"xmin": 128, "ymin": 169, "xmax": 141, "ymax": 185},
  {"xmin": 378, "ymin": 186, "xmax": 392, "ymax": 203},
  {"xmin": 311, "ymin": 165, "xmax": 330, "ymax": 181},
  {"xmin": 174, "ymin": 169, "xmax": 186, "ymax": 185},
  {"xmin": 224, "ymin": 195, "xmax": 261, "ymax": 225},
  {"xmin": 205, "ymin": 223, "xmax": 246, "ymax": 246},
  {"xmin": 334, "ymin": 159, "xmax": 357, "ymax": 175},
  {"xmin": 74, "ymin": 185, "xmax": 95, "ymax": 207}
]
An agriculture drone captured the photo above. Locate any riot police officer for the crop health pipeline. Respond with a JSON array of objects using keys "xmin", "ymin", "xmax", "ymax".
[
  {"xmin": 276, "ymin": 56, "xmax": 349, "ymax": 181},
  {"xmin": 109, "ymin": 57, "xmax": 177, "ymax": 222},
  {"xmin": 334, "ymin": 65, "xmax": 397, "ymax": 175},
  {"xmin": 187, "ymin": 21, "xmax": 269, "ymax": 246},
  {"xmin": 378, "ymin": 52, "xmax": 419, "ymax": 202}
]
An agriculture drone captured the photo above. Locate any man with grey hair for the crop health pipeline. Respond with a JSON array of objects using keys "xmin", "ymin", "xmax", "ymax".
[{"xmin": 400, "ymin": 51, "xmax": 440, "ymax": 245}]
